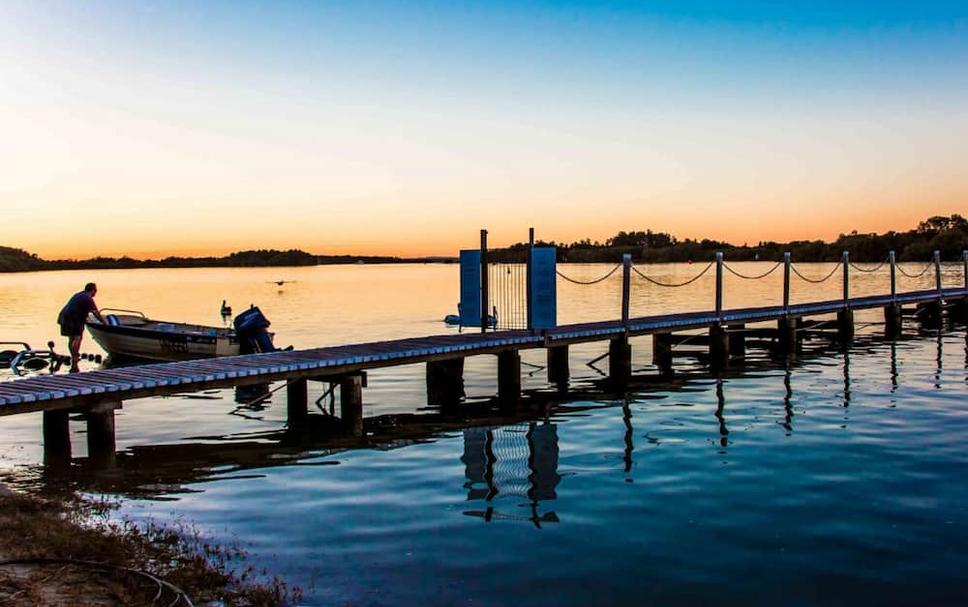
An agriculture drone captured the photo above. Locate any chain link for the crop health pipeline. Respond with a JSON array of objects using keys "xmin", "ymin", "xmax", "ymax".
[
  {"xmin": 722, "ymin": 260, "xmax": 783, "ymax": 280},
  {"xmin": 631, "ymin": 261, "xmax": 714, "ymax": 287},
  {"xmin": 790, "ymin": 262, "xmax": 842, "ymax": 284},
  {"xmin": 896, "ymin": 263, "xmax": 932, "ymax": 279},
  {"xmin": 555, "ymin": 264, "xmax": 622, "ymax": 285}
]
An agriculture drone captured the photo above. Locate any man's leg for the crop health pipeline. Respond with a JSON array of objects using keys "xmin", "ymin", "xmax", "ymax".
[{"xmin": 68, "ymin": 335, "xmax": 82, "ymax": 372}]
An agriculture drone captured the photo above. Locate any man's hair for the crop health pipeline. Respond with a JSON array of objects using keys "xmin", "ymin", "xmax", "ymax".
[{"xmin": 84, "ymin": 282, "xmax": 97, "ymax": 293}]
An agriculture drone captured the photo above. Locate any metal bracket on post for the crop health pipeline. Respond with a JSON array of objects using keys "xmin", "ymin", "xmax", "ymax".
[
  {"xmin": 621, "ymin": 253, "xmax": 631, "ymax": 327},
  {"xmin": 715, "ymin": 251, "xmax": 724, "ymax": 322},
  {"xmin": 782, "ymin": 252, "xmax": 791, "ymax": 313}
]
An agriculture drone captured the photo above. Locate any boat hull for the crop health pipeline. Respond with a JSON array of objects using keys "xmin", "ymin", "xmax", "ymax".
[{"xmin": 86, "ymin": 322, "xmax": 240, "ymax": 362}]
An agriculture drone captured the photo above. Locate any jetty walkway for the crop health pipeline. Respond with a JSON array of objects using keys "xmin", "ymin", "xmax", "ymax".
[{"xmin": 1, "ymin": 250, "xmax": 966, "ymax": 468}]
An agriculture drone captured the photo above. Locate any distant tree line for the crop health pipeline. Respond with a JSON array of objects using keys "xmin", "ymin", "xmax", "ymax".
[
  {"xmin": 3, "ymin": 214, "xmax": 966, "ymax": 272},
  {"xmin": 0, "ymin": 247, "xmax": 413, "ymax": 273},
  {"xmin": 488, "ymin": 214, "xmax": 968, "ymax": 264}
]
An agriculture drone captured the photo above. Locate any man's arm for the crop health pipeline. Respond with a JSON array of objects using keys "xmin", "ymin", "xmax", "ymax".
[{"xmin": 89, "ymin": 296, "xmax": 107, "ymax": 324}]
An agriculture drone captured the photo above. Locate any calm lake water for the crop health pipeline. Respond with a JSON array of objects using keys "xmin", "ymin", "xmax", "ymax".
[{"xmin": 1, "ymin": 262, "xmax": 966, "ymax": 606}]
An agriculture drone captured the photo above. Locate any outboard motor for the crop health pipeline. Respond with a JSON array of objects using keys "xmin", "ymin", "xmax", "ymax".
[{"xmin": 234, "ymin": 306, "xmax": 277, "ymax": 354}]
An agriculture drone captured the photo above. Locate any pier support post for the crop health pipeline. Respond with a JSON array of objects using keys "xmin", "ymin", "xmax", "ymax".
[
  {"xmin": 708, "ymin": 325, "xmax": 729, "ymax": 368},
  {"xmin": 777, "ymin": 317, "xmax": 798, "ymax": 352},
  {"xmin": 727, "ymin": 324, "xmax": 746, "ymax": 360},
  {"xmin": 547, "ymin": 345, "xmax": 569, "ymax": 386},
  {"xmin": 497, "ymin": 350, "xmax": 521, "ymax": 406},
  {"xmin": 42, "ymin": 409, "xmax": 71, "ymax": 468},
  {"xmin": 287, "ymin": 378, "xmax": 308, "ymax": 428},
  {"xmin": 653, "ymin": 333, "xmax": 673, "ymax": 375},
  {"xmin": 340, "ymin": 375, "xmax": 364, "ymax": 437},
  {"xmin": 884, "ymin": 304, "xmax": 903, "ymax": 338},
  {"xmin": 86, "ymin": 402, "xmax": 120, "ymax": 469},
  {"xmin": 609, "ymin": 335, "xmax": 631, "ymax": 383},
  {"xmin": 917, "ymin": 301, "xmax": 942, "ymax": 328},
  {"xmin": 837, "ymin": 309, "xmax": 855, "ymax": 343},
  {"xmin": 427, "ymin": 358, "xmax": 465, "ymax": 408}
]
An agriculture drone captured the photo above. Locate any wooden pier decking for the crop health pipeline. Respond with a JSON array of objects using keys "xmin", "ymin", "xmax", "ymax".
[{"xmin": 1, "ymin": 287, "xmax": 965, "ymax": 415}]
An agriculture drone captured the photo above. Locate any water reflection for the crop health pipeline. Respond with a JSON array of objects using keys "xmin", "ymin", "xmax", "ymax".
[
  {"xmin": 781, "ymin": 368, "xmax": 794, "ymax": 434},
  {"xmin": 714, "ymin": 379, "xmax": 728, "ymax": 448},
  {"xmin": 461, "ymin": 422, "xmax": 561, "ymax": 527}
]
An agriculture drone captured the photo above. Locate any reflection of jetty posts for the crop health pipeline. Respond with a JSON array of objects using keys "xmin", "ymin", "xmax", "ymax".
[{"xmin": 1, "ymin": 248, "xmax": 967, "ymax": 466}]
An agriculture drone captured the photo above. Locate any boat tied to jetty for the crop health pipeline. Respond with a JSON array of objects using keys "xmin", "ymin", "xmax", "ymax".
[{"xmin": 86, "ymin": 306, "xmax": 279, "ymax": 362}]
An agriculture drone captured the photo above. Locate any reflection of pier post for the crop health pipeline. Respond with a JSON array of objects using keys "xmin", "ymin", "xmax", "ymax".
[
  {"xmin": 782, "ymin": 368, "xmax": 794, "ymax": 433},
  {"xmin": 86, "ymin": 401, "xmax": 121, "ymax": 469},
  {"xmin": 714, "ymin": 380, "xmax": 728, "ymax": 447},
  {"xmin": 622, "ymin": 400, "xmax": 633, "ymax": 474}
]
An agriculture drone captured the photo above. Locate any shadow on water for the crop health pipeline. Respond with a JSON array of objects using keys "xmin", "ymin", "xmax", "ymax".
[{"xmin": 11, "ymin": 323, "xmax": 963, "ymax": 526}]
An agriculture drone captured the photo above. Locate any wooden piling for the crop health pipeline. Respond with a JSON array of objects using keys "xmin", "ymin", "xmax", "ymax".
[
  {"xmin": 777, "ymin": 317, "xmax": 799, "ymax": 352},
  {"xmin": 708, "ymin": 325, "xmax": 729, "ymax": 368},
  {"xmin": 609, "ymin": 335, "xmax": 631, "ymax": 383},
  {"xmin": 427, "ymin": 358, "xmax": 465, "ymax": 407},
  {"xmin": 286, "ymin": 378, "xmax": 308, "ymax": 427},
  {"xmin": 42, "ymin": 409, "xmax": 71, "ymax": 467},
  {"xmin": 652, "ymin": 333, "xmax": 673, "ymax": 375},
  {"xmin": 727, "ymin": 324, "xmax": 746, "ymax": 359},
  {"xmin": 340, "ymin": 374, "xmax": 364, "ymax": 437},
  {"xmin": 884, "ymin": 304, "xmax": 902, "ymax": 337},
  {"xmin": 86, "ymin": 402, "xmax": 120, "ymax": 469},
  {"xmin": 546, "ymin": 345, "xmax": 569, "ymax": 385},
  {"xmin": 837, "ymin": 309, "xmax": 855, "ymax": 342},
  {"xmin": 497, "ymin": 349, "xmax": 521, "ymax": 405}
]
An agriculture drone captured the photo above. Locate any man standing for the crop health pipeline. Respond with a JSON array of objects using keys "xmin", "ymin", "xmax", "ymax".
[{"xmin": 57, "ymin": 283, "xmax": 106, "ymax": 372}]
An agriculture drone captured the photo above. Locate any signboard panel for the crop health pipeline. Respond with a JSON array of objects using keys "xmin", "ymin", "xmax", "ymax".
[
  {"xmin": 459, "ymin": 250, "xmax": 481, "ymax": 326},
  {"xmin": 529, "ymin": 247, "xmax": 557, "ymax": 329}
]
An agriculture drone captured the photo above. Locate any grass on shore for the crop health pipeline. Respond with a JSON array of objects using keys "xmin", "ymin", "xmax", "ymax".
[{"xmin": 0, "ymin": 488, "xmax": 301, "ymax": 606}]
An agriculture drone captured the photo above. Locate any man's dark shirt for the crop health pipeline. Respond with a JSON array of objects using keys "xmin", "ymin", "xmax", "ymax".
[{"xmin": 58, "ymin": 291, "xmax": 96, "ymax": 336}]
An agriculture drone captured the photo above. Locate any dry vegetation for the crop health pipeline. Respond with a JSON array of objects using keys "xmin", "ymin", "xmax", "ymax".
[{"xmin": 0, "ymin": 486, "xmax": 300, "ymax": 606}]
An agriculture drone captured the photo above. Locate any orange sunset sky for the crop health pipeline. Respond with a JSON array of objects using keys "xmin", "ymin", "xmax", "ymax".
[{"xmin": 1, "ymin": 2, "xmax": 966, "ymax": 259}]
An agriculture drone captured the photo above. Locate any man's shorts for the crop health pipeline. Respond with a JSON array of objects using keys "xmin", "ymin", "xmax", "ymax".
[{"xmin": 59, "ymin": 323, "xmax": 82, "ymax": 338}]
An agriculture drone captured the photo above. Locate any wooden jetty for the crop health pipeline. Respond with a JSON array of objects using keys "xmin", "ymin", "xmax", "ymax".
[{"xmin": 1, "ymin": 275, "xmax": 966, "ymax": 467}]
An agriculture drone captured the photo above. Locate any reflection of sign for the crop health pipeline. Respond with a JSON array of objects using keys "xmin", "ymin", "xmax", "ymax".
[
  {"xmin": 459, "ymin": 250, "xmax": 481, "ymax": 326},
  {"xmin": 462, "ymin": 423, "xmax": 560, "ymax": 526},
  {"xmin": 529, "ymin": 247, "xmax": 557, "ymax": 329}
]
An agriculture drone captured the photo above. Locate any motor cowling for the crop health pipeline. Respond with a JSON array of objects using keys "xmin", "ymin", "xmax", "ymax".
[{"xmin": 234, "ymin": 306, "xmax": 277, "ymax": 354}]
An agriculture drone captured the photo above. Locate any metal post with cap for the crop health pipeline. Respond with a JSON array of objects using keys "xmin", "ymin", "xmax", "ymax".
[{"xmin": 715, "ymin": 251, "xmax": 724, "ymax": 321}]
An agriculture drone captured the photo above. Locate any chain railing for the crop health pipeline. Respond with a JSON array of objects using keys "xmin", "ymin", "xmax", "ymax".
[
  {"xmin": 555, "ymin": 264, "xmax": 622, "ymax": 285},
  {"xmin": 790, "ymin": 261, "xmax": 842, "ymax": 284},
  {"xmin": 553, "ymin": 248, "xmax": 965, "ymax": 326}
]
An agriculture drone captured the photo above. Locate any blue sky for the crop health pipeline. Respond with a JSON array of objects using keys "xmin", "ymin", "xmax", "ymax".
[{"xmin": 1, "ymin": 1, "xmax": 966, "ymax": 256}]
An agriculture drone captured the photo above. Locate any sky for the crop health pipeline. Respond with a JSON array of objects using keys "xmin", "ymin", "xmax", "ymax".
[{"xmin": 1, "ymin": 0, "xmax": 966, "ymax": 258}]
